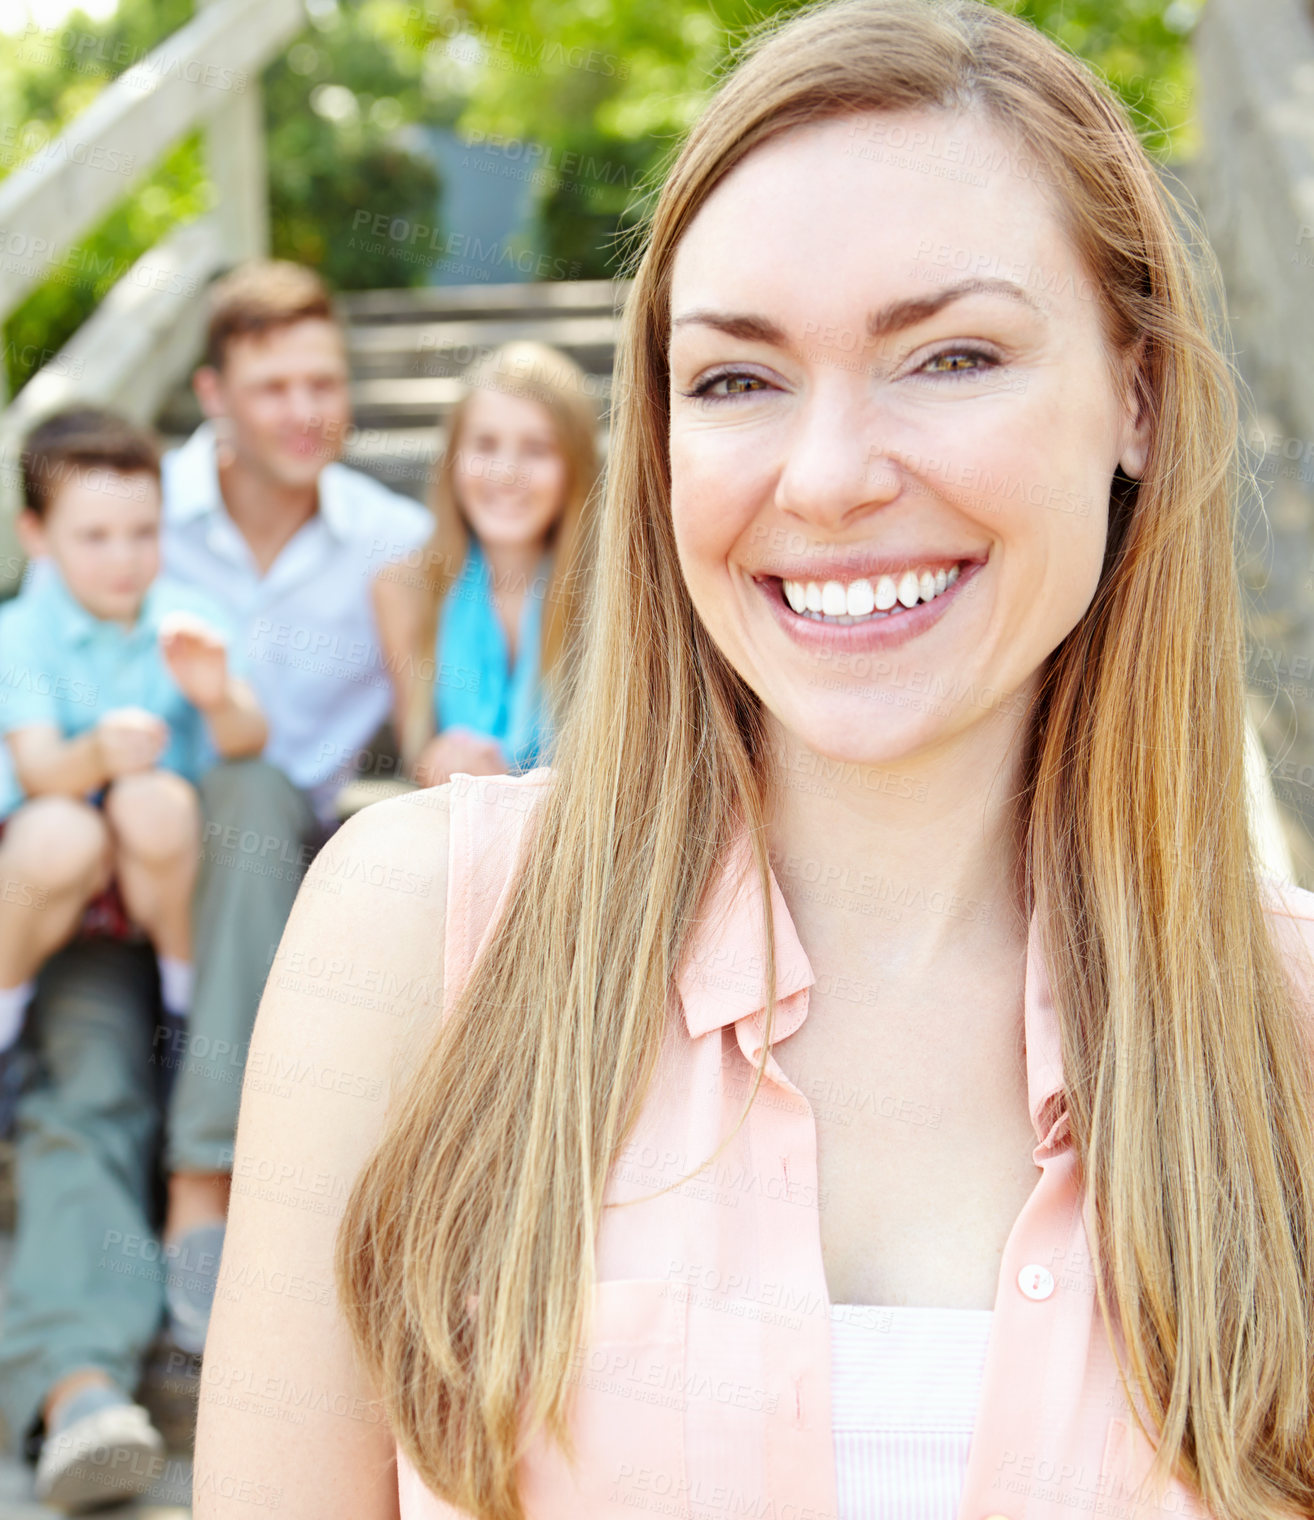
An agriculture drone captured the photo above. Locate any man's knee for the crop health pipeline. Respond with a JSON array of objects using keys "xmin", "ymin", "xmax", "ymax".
[
  {"xmin": 198, "ymin": 761, "xmax": 317, "ymax": 888},
  {"xmin": 200, "ymin": 759, "xmax": 307, "ymax": 840}
]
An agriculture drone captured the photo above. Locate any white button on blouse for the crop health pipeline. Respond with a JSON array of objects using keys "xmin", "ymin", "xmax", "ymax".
[{"xmin": 1016, "ymin": 1264, "xmax": 1056, "ymax": 1301}]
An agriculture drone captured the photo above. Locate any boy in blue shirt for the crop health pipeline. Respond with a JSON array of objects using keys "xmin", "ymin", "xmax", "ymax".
[
  {"xmin": 0, "ymin": 409, "xmax": 266, "ymax": 1061},
  {"xmin": 0, "ymin": 407, "xmax": 267, "ymax": 1506}
]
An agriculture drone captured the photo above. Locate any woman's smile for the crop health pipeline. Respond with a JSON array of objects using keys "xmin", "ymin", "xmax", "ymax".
[{"xmin": 751, "ymin": 554, "xmax": 984, "ymax": 654}]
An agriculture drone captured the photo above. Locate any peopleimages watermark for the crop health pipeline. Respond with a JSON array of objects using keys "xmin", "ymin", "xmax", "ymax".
[
  {"xmin": 406, "ymin": 8, "xmax": 630, "ymax": 78},
  {"xmin": 776, "ymin": 852, "xmax": 993, "ymax": 924},
  {"xmin": 845, "ymin": 114, "xmax": 1061, "ymax": 191},
  {"xmin": 0, "ymin": 229, "xmax": 203, "ymax": 297},
  {"xmin": 0, "ymin": 340, "xmax": 84, "ymax": 380},
  {"xmin": 0, "ymin": 122, "xmax": 135, "ymax": 178},
  {"xmin": 12, "ymin": 23, "xmax": 248, "ymax": 92},
  {"xmin": 912, "ymin": 237, "xmax": 1097, "ymax": 303},
  {"xmin": 345, "ymin": 212, "xmax": 581, "ymax": 280},
  {"xmin": 0, "ymin": 662, "xmax": 99, "ymax": 709},
  {"xmin": 456, "ymin": 128, "xmax": 637, "ymax": 187}
]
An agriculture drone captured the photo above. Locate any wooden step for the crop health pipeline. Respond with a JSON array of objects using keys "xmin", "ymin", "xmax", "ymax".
[
  {"xmin": 336, "ymin": 277, "xmax": 630, "ymax": 323},
  {"xmin": 349, "ymin": 372, "xmax": 613, "ymax": 425},
  {"xmin": 345, "ymin": 312, "xmax": 621, "ymax": 379}
]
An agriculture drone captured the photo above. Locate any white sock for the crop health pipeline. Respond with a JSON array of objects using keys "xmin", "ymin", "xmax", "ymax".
[
  {"xmin": 0, "ymin": 980, "xmax": 35, "ymax": 1052},
  {"xmin": 158, "ymin": 956, "xmax": 194, "ymax": 1020}
]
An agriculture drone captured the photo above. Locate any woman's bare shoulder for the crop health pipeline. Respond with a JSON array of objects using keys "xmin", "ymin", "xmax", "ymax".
[
  {"xmin": 277, "ymin": 769, "xmax": 551, "ymax": 1070},
  {"xmin": 314, "ymin": 782, "xmax": 454, "ymax": 901},
  {"xmin": 288, "ymin": 785, "xmax": 457, "ymax": 1075}
]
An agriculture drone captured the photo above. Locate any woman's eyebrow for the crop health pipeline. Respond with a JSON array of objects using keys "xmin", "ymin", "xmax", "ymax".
[{"xmin": 670, "ymin": 276, "xmax": 1043, "ymax": 346}]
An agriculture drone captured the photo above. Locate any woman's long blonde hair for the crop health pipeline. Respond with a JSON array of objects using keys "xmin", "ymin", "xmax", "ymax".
[
  {"xmin": 398, "ymin": 340, "xmax": 601, "ymax": 768},
  {"xmin": 337, "ymin": 3, "xmax": 1314, "ymax": 1516}
]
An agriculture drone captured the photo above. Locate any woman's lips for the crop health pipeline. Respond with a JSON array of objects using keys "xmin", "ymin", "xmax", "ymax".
[{"xmin": 753, "ymin": 557, "xmax": 983, "ymax": 655}]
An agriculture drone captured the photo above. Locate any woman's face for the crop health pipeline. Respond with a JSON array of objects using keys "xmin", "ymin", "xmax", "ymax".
[
  {"xmin": 668, "ymin": 109, "xmax": 1149, "ymax": 767},
  {"xmin": 453, "ymin": 385, "xmax": 568, "ymax": 554}
]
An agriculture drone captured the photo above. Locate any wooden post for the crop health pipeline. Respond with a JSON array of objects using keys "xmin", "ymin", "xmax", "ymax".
[{"xmin": 202, "ymin": 28, "xmax": 271, "ymax": 263}]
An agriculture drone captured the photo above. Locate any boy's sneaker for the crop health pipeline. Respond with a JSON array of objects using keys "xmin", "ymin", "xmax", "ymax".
[{"xmin": 33, "ymin": 1382, "xmax": 166, "ymax": 1513}]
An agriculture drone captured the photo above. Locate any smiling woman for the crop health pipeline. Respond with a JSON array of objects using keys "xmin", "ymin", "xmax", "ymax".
[{"xmin": 196, "ymin": 2, "xmax": 1314, "ymax": 1519}]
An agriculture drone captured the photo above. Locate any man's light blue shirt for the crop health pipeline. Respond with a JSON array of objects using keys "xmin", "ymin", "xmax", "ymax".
[
  {"xmin": 435, "ymin": 539, "xmax": 551, "ymax": 772},
  {"xmin": 0, "ymin": 563, "xmax": 243, "ymax": 820},
  {"xmin": 159, "ymin": 423, "xmax": 432, "ymax": 824}
]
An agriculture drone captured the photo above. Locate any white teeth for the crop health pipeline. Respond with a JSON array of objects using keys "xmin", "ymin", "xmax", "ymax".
[
  {"xmin": 821, "ymin": 580, "xmax": 847, "ymax": 616},
  {"xmin": 846, "ymin": 578, "xmax": 875, "ymax": 616},
  {"xmin": 779, "ymin": 562, "xmax": 965, "ymax": 623}
]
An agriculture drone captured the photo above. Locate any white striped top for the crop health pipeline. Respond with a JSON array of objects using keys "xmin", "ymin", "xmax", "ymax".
[{"xmin": 830, "ymin": 1302, "xmax": 994, "ymax": 1519}]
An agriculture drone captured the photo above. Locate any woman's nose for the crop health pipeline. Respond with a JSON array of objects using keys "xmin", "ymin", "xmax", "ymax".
[{"xmin": 773, "ymin": 386, "xmax": 904, "ymax": 530}]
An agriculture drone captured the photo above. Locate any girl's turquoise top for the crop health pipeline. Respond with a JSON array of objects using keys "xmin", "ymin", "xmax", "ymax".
[{"xmin": 434, "ymin": 538, "xmax": 552, "ymax": 772}]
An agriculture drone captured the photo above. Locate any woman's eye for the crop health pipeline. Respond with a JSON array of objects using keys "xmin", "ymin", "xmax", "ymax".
[
  {"xmin": 919, "ymin": 348, "xmax": 998, "ymax": 377},
  {"xmin": 683, "ymin": 370, "xmax": 770, "ymax": 403}
]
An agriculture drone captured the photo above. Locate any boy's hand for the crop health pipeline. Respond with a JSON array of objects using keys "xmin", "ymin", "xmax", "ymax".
[
  {"xmin": 159, "ymin": 613, "xmax": 231, "ymax": 712},
  {"xmin": 96, "ymin": 707, "xmax": 169, "ymax": 777}
]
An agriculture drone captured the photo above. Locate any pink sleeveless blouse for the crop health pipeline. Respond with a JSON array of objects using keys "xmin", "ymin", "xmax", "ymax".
[{"xmin": 394, "ymin": 766, "xmax": 1314, "ymax": 1520}]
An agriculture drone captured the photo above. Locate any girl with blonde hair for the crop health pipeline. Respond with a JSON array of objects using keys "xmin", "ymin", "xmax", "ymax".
[
  {"xmin": 372, "ymin": 340, "xmax": 600, "ymax": 788},
  {"xmin": 199, "ymin": 2, "xmax": 1314, "ymax": 1518}
]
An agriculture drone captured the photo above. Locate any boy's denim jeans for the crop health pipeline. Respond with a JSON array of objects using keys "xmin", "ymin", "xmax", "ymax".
[{"xmin": 0, "ymin": 758, "xmax": 319, "ymax": 1459}]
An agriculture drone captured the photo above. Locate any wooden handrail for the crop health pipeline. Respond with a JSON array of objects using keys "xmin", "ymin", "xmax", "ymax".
[{"xmin": 0, "ymin": 0, "xmax": 304, "ymax": 324}]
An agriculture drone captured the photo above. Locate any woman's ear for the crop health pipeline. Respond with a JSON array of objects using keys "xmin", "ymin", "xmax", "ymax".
[{"xmin": 1118, "ymin": 335, "xmax": 1152, "ymax": 480}]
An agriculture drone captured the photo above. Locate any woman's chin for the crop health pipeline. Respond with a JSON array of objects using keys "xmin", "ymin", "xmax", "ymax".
[{"xmin": 762, "ymin": 693, "xmax": 954, "ymax": 770}]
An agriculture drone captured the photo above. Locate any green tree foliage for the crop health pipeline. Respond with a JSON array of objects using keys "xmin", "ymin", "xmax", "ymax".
[
  {"xmin": 0, "ymin": 0, "xmax": 199, "ymax": 393},
  {"xmin": 262, "ymin": 0, "xmax": 445, "ymax": 288},
  {"xmin": 1006, "ymin": 0, "xmax": 1198, "ymax": 157},
  {"xmin": 1, "ymin": 0, "xmax": 1197, "ymax": 392},
  {"xmin": 420, "ymin": 0, "xmax": 1199, "ymax": 281}
]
